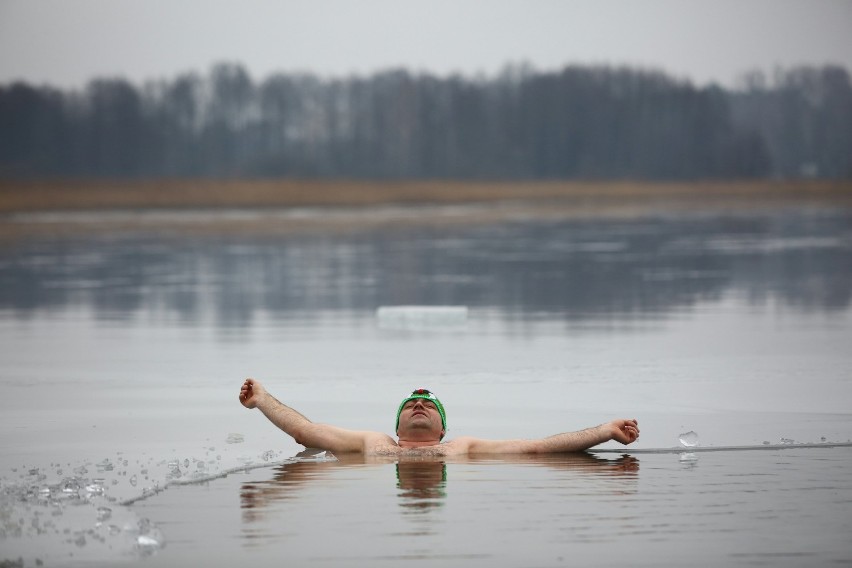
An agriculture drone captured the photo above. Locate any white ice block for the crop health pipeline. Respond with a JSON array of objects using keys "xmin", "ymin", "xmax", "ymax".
[{"xmin": 376, "ymin": 305, "xmax": 468, "ymax": 330}]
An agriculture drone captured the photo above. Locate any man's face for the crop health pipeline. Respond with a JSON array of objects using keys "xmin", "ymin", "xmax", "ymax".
[{"xmin": 397, "ymin": 398, "xmax": 444, "ymax": 439}]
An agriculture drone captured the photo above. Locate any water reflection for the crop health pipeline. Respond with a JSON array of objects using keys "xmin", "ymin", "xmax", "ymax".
[
  {"xmin": 1, "ymin": 210, "xmax": 850, "ymax": 327},
  {"xmin": 395, "ymin": 459, "xmax": 447, "ymax": 512},
  {"xmin": 239, "ymin": 452, "xmax": 640, "ymax": 526}
]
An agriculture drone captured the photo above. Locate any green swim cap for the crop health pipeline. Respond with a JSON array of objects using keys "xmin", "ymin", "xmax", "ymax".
[{"xmin": 395, "ymin": 389, "xmax": 447, "ymax": 437}]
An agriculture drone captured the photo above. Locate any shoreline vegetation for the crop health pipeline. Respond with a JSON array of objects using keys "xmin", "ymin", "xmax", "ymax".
[
  {"xmin": 5, "ymin": 64, "xmax": 851, "ymax": 180},
  {"xmin": 1, "ymin": 179, "xmax": 851, "ymax": 238}
]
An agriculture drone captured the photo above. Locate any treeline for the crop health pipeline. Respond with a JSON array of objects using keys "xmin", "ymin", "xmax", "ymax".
[{"xmin": 1, "ymin": 63, "xmax": 850, "ymax": 180}]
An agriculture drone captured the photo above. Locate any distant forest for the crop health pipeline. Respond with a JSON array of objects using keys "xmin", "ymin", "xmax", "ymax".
[{"xmin": 1, "ymin": 63, "xmax": 850, "ymax": 180}]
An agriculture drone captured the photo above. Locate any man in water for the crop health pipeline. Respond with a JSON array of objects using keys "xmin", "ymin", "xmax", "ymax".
[{"xmin": 239, "ymin": 378, "xmax": 639, "ymax": 456}]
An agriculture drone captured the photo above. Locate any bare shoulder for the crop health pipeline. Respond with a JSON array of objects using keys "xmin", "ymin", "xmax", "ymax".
[{"xmin": 363, "ymin": 433, "xmax": 402, "ymax": 456}]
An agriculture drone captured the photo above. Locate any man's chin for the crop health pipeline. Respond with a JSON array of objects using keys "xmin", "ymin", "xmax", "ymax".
[{"xmin": 402, "ymin": 423, "xmax": 439, "ymax": 436}]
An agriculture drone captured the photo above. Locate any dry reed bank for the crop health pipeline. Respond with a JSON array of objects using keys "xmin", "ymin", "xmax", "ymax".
[
  {"xmin": 1, "ymin": 179, "xmax": 850, "ymax": 239},
  {"xmin": 1, "ymin": 179, "xmax": 851, "ymax": 213}
]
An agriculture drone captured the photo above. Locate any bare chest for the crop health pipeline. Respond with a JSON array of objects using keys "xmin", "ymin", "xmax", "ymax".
[{"xmin": 369, "ymin": 444, "xmax": 449, "ymax": 458}]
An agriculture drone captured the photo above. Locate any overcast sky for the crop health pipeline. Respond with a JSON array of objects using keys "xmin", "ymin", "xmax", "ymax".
[{"xmin": 2, "ymin": 0, "xmax": 851, "ymax": 90}]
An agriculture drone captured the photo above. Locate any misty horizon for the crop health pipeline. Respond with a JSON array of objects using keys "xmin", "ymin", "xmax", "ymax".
[{"xmin": 3, "ymin": 1, "xmax": 851, "ymax": 91}]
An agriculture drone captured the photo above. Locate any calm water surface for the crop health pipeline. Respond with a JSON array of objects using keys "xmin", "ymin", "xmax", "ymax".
[
  {"xmin": 134, "ymin": 449, "xmax": 852, "ymax": 568},
  {"xmin": 1, "ymin": 205, "xmax": 851, "ymax": 566}
]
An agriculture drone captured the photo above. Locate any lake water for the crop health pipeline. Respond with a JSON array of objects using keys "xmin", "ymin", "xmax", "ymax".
[{"xmin": 1, "ymin": 203, "xmax": 851, "ymax": 566}]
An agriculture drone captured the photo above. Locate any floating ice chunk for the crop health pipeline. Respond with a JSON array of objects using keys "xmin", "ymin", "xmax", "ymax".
[
  {"xmin": 138, "ymin": 535, "xmax": 159, "ymax": 546},
  {"xmin": 376, "ymin": 305, "xmax": 468, "ymax": 330},
  {"xmin": 85, "ymin": 479, "xmax": 105, "ymax": 495},
  {"xmin": 166, "ymin": 460, "xmax": 182, "ymax": 480},
  {"xmin": 137, "ymin": 534, "xmax": 161, "ymax": 554},
  {"xmin": 225, "ymin": 433, "xmax": 245, "ymax": 444},
  {"xmin": 678, "ymin": 431, "xmax": 699, "ymax": 448},
  {"xmin": 296, "ymin": 448, "xmax": 327, "ymax": 459}
]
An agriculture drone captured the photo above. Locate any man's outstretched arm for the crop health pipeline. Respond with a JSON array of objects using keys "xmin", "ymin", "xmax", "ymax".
[
  {"xmin": 239, "ymin": 378, "xmax": 390, "ymax": 453},
  {"xmin": 457, "ymin": 419, "xmax": 639, "ymax": 454}
]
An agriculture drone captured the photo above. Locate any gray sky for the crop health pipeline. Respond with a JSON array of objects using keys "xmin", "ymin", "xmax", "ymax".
[{"xmin": 1, "ymin": 0, "xmax": 851, "ymax": 89}]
